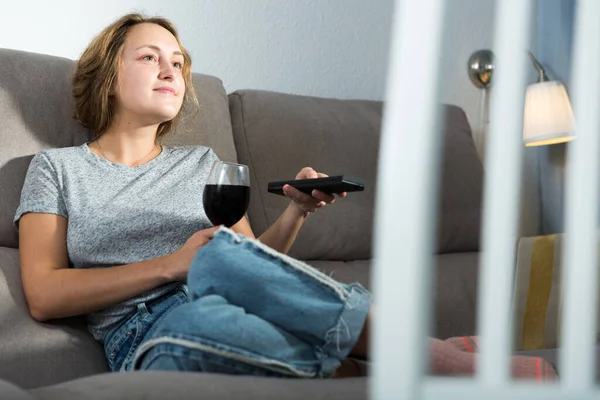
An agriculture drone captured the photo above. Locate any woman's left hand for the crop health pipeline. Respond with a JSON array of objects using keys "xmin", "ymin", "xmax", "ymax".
[{"xmin": 282, "ymin": 167, "xmax": 347, "ymax": 215}]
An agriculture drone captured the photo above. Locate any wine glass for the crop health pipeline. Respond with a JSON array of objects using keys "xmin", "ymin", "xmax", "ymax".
[{"xmin": 202, "ymin": 161, "xmax": 250, "ymax": 228}]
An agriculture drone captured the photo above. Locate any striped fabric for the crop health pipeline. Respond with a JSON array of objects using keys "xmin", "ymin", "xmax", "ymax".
[{"xmin": 512, "ymin": 234, "xmax": 600, "ymax": 350}]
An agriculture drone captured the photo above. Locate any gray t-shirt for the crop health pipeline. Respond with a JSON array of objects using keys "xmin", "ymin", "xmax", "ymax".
[{"xmin": 14, "ymin": 143, "xmax": 219, "ymax": 342}]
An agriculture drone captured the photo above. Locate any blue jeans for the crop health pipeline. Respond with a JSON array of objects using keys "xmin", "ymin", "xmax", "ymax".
[{"xmin": 103, "ymin": 227, "xmax": 372, "ymax": 378}]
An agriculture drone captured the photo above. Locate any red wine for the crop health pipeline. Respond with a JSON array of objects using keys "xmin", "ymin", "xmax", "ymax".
[{"xmin": 203, "ymin": 184, "xmax": 250, "ymax": 227}]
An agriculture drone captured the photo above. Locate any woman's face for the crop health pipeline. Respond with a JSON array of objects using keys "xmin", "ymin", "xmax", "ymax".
[{"xmin": 113, "ymin": 23, "xmax": 186, "ymax": 126}]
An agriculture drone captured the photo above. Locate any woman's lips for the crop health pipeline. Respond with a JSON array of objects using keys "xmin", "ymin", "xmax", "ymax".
[{"xmin": 154, "ymin": 87, "xmax": 176, "ymax": 95}]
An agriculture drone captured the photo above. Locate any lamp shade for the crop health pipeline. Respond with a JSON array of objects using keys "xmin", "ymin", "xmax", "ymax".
[{"xmin": 523, "ymin": 81, "xmax": 575, "ymax": 147}]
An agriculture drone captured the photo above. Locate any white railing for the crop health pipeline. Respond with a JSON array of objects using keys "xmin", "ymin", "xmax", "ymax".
[
  {"xmin": 372, "ymin": 0, "xmax": 600, "ymax": 399},
  {"xmin": 561, "ymin": 0, "xmax": 600, "ymax": 390}
]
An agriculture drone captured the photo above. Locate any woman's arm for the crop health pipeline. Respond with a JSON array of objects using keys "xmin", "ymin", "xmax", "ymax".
[
  {"xmin": 19, "ymin": 212, "xmax": 178, "ymax": 321},
  {"xmin": 231, "ymin": 168, "xmax": 344, "ymax": 254},
  {"xmin": 231, "ymin": 203, "xmax": 306, "ymax": 254},
  {"xmin": 257, "ymin": 203, "xmax": 307, "ymax": 254}
]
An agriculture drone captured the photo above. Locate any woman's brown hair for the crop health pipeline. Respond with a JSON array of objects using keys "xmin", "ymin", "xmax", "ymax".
[{"xmin": 72, "ymin": 13, "xmax": 198, "ymax": 140}]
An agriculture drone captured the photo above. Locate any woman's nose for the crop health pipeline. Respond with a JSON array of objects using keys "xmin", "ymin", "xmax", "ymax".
[{"xmin": 159, "ymin": 61, "xmax": 176, "ymax": 80}]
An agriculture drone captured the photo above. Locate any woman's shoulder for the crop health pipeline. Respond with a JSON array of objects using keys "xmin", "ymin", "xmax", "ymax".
[
  {"xmin": 36, "ymin": 144, "xmax": 83, "ymax": 156},
  {"xmin": 165, "ymin": 145, "xmax": 219, "ymax": 162},
  {"xmin": 164, "ymin": 145, "xmax": 220, "ymax": 173},
  {"xmin": 166, "ymin": 144, "xmax": 214, "ymax": 156},
  {"xmin": 31, "ymin": 144, "xmax": 87, "ymax": 168}
]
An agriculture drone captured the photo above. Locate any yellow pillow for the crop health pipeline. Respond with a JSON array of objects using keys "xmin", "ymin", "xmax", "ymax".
[{"xmin": 512, "ymin": 234, "xmax": 600, "ymax": 350}]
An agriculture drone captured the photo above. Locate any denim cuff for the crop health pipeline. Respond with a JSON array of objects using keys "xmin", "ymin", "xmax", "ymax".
[{"xmin": 321, "ymin": 282, "xmax": 372, "ymax": 364}]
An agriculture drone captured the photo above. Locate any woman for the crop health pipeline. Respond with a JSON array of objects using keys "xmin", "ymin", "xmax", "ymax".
[{"xmin": 14, "ymin": 13, "xmax": 556, "ymax": 380}]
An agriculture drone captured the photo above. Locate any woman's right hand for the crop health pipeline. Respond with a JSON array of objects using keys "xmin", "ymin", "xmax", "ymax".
[{"xmin": 166, "ymin": 226, "xmax": 222, "ymax": 281}]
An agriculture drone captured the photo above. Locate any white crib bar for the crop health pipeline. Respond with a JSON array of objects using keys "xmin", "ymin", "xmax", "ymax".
[
  {"xmin": 475, "ymin": 0, "xmax": 532, "ymax": 385},
  {"xmin": 370, "ymin": 0, "xmax": 445, "ymax": 398},
  {"xmin": 373, "ymin": 0, "xmax": 600, "ymax": 397},
  {"xmin": 560, "ymin": 0, "xmax": 600, "ymax": 390}
]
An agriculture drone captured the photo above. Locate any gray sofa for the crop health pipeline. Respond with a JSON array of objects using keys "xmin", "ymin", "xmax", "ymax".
[{"xmin": 0, "ymin": 47, "xmax": 535, "ymax": 399}]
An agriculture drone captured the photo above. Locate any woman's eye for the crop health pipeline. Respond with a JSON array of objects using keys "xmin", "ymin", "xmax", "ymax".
[
  {"xmin": 173, "ymin": 62, "xmax": 183, "ymax": 69},
  {"xmin": 143, "ymin": 55, "xmax": 156, "ymax": 62}
]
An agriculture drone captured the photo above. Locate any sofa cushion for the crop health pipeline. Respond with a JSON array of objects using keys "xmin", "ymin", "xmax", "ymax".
[
  {"xmin": 27, "ymin": 371, "xmax": 367, "ymax": 400},
  {"xmin": 0, "ymin": 246, "xmax": 109, "ymax": 389},
  {"xmin": 229, "ymin": 91, "xmax": 483, "ymax": 259},
  {"xmin": 0, "ymin": 379, "xmax": 34, "ymax": 400},
  {"xmin": 230, "ymin": 90, "xmax": 381, "ymax": 261},
  {"xmin": 434, "ymin": 252, "xmax": 479, "ymax": 338},
  {"xmin": 311, "ymin": 254, "xmax": 481, "ymax": 340},
  {"xmin": 0, "ymin": 48, "xmax": 237, "ymax": 250},
  {"xmin": 308, "ymin": 260, "xmax": 371, "ymax": 292}
]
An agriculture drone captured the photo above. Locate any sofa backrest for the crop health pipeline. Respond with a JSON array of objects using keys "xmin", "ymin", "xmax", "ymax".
[
  {"xmin": 230, "ymin": 90, "xmax": 484, "ymax": 259},
  {"xmin": 229, "ymin": 90, "xmax": 381, "ymax": 261},
  {"xmin": 435, "ymin": 103, "xmax": 485, "ymax": 254},
  {"xmin": 0, "ymin": 47, "xmax": 485, "ymax": 257},
  {"xmin": 0, "ymin": 48, "xmax": 237, "ymax": 249}
]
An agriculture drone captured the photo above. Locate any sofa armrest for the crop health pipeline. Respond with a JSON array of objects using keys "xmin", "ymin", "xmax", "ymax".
[{"xmin": 0, "ymin": 246, "xmax": 109, "ymax": 389}]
